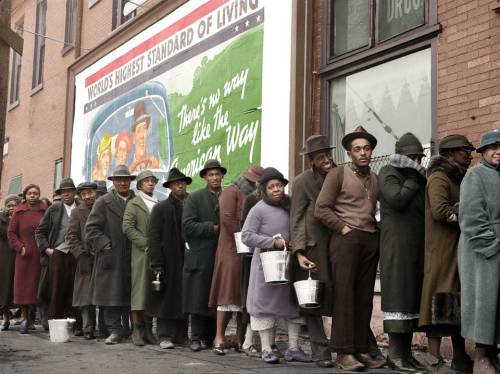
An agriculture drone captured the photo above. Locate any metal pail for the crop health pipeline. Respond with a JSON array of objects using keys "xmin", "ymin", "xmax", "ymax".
[
  {"xmin": 260, "ymin": 249, "xmax": 290, "ymax": 284},
  {"xmin": 234, "ymin": 232, "xmax": 252, "ymax": 256},
  {"xmin": 293, "ymin": 272, "xmax": 323, "ymax": 308}
]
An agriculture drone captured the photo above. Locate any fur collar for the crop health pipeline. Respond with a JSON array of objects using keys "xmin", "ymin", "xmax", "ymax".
[{"xmin": 427, "ymin": 156, "xmax": 466, "ymax": 185}]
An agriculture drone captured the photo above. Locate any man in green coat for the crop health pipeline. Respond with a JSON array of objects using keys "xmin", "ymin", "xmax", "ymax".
[
  {"xmin": 458, "ymin": 130, "xmax": 500, "ymax": 374},
  {"xmin": 182, "ymin": 159, "xmax": 226, "ymax": 352},
  {"xmin": 123, "ymin": 170, "xmax": 158, "ymax": 346}
]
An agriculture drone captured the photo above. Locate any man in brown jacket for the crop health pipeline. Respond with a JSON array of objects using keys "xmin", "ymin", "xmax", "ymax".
[
  {"xmin": 315, "ymin": 126, "xmax": 385, "ymax": 372},
  {"xmin": 290, "ymin": 135, "xmax": 335, "ymax": 368}
]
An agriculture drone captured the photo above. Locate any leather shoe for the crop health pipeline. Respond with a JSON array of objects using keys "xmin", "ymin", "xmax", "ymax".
[
  {"xmin": 356, "ymin": 353, "xmax": 386, "ymax": 369},
  {"xmin": 336, "ymin": 354, "xmax": 365, "ymax": 371},
  {"xmin": 1, "ymin": 321, "xmax": 10, "ymax": 331},
  {"xmin": 84, "ymin": 332, "xmax": 96, "ymax": 340},
  {"xmin": 131, "ymin": 325, "xmax": 145, "ymax": 346},
  {"xmin": 200, "ymin": 340, "xmax": 209, "ymax": 350},
  {"xmin": 105, "ymin": 333, "xmax": 122, "ymax": 345},
  {"xmin": 74, "ymin": 329, "xmax": 84, "ymax": 337},
  {"xmin": 316, "ymin": 359, "xmax": 335, "ymax": 368},
  {"xmin": 19, "ymin": 319, "xmax": 29, "ymax": 334},
  {"xmin": 190, "ymin": 340, "xmax": 202, "ymax": 352}
]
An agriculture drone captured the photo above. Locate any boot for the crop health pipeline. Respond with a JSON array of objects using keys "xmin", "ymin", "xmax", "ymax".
[
  {"xmin": 131, "ymin": 323, "xmax": 145, "ymax": 346},
  {"xmin": 143, "ymin": 319, "xmax": 158, "ymax": 345}
]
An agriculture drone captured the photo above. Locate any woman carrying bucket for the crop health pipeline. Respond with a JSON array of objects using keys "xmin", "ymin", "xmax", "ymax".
[{"xmin": 241, "ymin": 167, "xmax": 312, "ymax": 364}]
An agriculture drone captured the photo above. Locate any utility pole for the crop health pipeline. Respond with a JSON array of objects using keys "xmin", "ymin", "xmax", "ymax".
[{"xmin": 0, "ymin": 0, "xmax": 23, "ymax": 189}]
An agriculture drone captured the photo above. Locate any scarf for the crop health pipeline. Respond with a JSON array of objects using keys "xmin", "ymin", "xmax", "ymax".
[
  {"xmin": 138, "ymin": 190, "xmax": 158, "ymax": 212},
  {"xmin": 427, "ymin": 156, "xmax": 467, "ymax": 185},
  {"xmin": 233, "ymin": 176, "xmax": 257, "ymax": 196},
  {"xmin": 389, "ymin": 153, "xmax": 427, "ymax": 177}
]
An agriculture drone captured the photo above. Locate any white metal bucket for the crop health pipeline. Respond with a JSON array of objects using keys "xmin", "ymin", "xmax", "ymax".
[
  {"xmin": 234, "ymin": 232, "xmax": 252, "ymax": 256},
  {"xmin": 294, "ymin": 272, "xmax": 323, "ymax": 309},
  {"xmin": 48, "ymin": 318, "xmax": 75, "ymax": 343},
  {"xmin": 260, "ymin": 240, "xmax": 290, "ymax": 284}
]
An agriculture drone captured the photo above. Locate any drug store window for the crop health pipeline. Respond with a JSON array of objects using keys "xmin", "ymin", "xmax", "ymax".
[{"xmin": 321, "ymin": 0, "xmax": 440, "ymax": 168}]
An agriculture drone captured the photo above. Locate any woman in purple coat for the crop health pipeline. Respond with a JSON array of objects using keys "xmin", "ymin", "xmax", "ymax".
[{"xmin": 241, "ymin": 167, "xmax": 311, "ymax": 364}]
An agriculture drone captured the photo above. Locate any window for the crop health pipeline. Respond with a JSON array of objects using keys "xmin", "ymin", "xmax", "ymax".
[
  {"xmin": 9, "ymin": 26, "xmax": 23, "ymax": 106},
  {"xmin": 112, "ymin": 0, "xmax": 136, "ymax": 31},
  {"xmin": 63, "ymin": 0, "xmax": 77, "ymax": 52},
  {"xmin": 330, "ymin": 49, "xmax": 431, "ymax": 164},
  {"xmin": 8, "ymin": 175, "xmax": 23, "ymax": 196},
  {"xmin": 54, "ymin": 159, "xmax": 63, "ymax": 191},
  {"xmin": 331, "ymin": 0, "xmax": 370, "ymax": 56},
  {"xmin": 32, "ymin": 0, "xmax": 47, "ymax": 90}
]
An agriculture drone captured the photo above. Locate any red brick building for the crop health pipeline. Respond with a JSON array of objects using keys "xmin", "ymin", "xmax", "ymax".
[{"xmin": 2, "ymin": 0, "xmax": 499, "ymax": 200}]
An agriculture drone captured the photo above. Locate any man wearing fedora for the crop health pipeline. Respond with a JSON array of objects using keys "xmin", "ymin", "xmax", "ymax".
[
  {"xmin": 146, "ymin": 168, "xmax": 192, "ymax": 349},
  {"xmin": 35, "ymin": 178, "xmax": 82, "ymax": 333},
  {"xmin": 315, "ymin": 126, "xmax": 385, "ymax": 371},
  {"xmin": 182, "ymin": 159, "xmax": 226, "ymax": 352},
  {"xmin": 458, "ymin": 129, "xmax": 500, "ymax": 374},
  {"xmin": 66, "ymin": 182, "xmax": 98, "ymax": 340},
  {"xmin": 290, "ymin": 134, "xmax": 335, "ymax": 368},
  {"xmin": 86, "ymin": 165, "xmax": 136, "ymax": 344}
]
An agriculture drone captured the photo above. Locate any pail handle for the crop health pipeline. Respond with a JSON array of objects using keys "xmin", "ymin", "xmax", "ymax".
[
  {"xmin": 272, "ymin": 233, "xmax": 288, "ymax": 253},
  {"xmin": 308, "ymin": 270, "xmax": 312, "ymax": 281}
]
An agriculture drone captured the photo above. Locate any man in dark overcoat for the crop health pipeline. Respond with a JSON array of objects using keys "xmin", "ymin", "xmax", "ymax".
[
  {"xmin": 146, "ymin": 168, "xmax": 192, "ymax": 349},
  {"xmin": 182, "ymin": 159, "xmax": 225, "ymax": 351},
  {"xmin": 35, "ymin": 178, "xmax": 82, "ymax": 333},
  {"xmin": 86, "ymin": 165, "xmax": 136, "ymax": 344},
  {"xmin": 290, "ymin": 135, "xmax": 335, "ymax": 368},
  {"xmin": 66, "ymin": 182, "xmax": 98, "ymax": 340}
]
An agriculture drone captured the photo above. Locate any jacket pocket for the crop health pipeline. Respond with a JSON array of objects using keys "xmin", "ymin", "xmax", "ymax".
[
  {"xmin": 78, "ymin": 254, "xmax": 93, "ymax": 275},
  {"xmin": 183, "ymin": 250, "xmax": 201, "ymax": 273},
  {"xmin": 98, "ymin": 251, "xmax": 114, "ymax": 273}
]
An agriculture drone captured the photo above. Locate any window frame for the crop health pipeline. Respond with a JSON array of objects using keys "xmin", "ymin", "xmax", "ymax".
[
  {"xmin": 112, "ymin": 0, "xmax": 136, "ymax": 31},
  {"xmin": 53, "ymin": 159, "xmax": 63, "ymax": 192},
  {"xmin": 8, "ymin": 174, "xmax": 23, "ymax": 196},
  {"xmin": 31, "ymin": 0, "xmax": 47, "ymax": 93},
  {"xmin": 320, "ymin": 0, "xmax": 440, "ymax": 144},
  {"xmin": 63, "ymin": 0, "xmax": 78, "ymax": 54},
  {"xmin": 8, "ymin": 25, "xmax": 23, "ymax": 109}
]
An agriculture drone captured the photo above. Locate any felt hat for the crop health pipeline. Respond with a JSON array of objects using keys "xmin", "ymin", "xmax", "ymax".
[
  {"xmin": 395, "ymin": 133, "xmax": 425, "ymax": 156},
  {"xmin": 55, "ymin": 178, "xmax": 77, "ymax": 195},
  {"xmin": 132, "ymin": 100, "xmax": 151, "ymax": 132},
  {"xmin": 242, "ymin": 165, "xmax": 265, "ymax": 183},
  {"xmin": 93, "ymin": 180, "xmax": 108, "ymax": 194},
  {"xmin": 300, "ymin": 135, "xmax": 334, "ymax": 155},
  {"xmin": 341, "ymin": 126, "xmax": 377, "ymax": 150},
  {"xmin": 163, "ymin": 168, "xmax": 192, "ymax": 188},
  {"xmin": 439, "ymin": 134, "xmax": 475, "ymax": 152},
  {"xmin": 76, "ymin": 182, "xmax": 97, "ymax": 194},
  {"xmin": 259, "ymin": 167, "xmax": 288, "ymax": 187},
  {"xmin": 199, "ymin": 159, "xmax": 227, "ymax": 178},
  {"xmin": 136, "ymin": 170, "xmax": 158, "ymax": 185},
  {"xmin": 107, "ymin": 164, "xmax": 136, "ymax": 181},
  {"xmin": 476, "ymin": 129, "xmax": 500, "ymax": 153}
]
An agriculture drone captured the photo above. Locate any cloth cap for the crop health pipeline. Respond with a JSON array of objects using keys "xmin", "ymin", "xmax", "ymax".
[
  {"xmin": 76, "ymin": 182, "xmax": 97, "ymax": 194},
  {"xmin": 4, "ymin": 194, "xmax": 21, "ymax": 206},
  {"xmin": 300, "ymin": 135, "xmax": 334, "ymax": 156},
  {"xmin": 55, "ymin": 178, "xmax": 77, "ymax": 195},
  {"xmin": 107, "ymin": 164, "xmax": 136, "ymax": 181},
  {"xmin": 163, "ymin": 168, "xmax": 192, "ymax": 188},
  {"xmin": 395, "ymin": 133, "xmax": 425, "ymax": 156},
  {"xmin": 242, "ymin": 165, "xmax": 264, "ymax": 183},
  {"xmin": 136, "ymin": 170, "xmax": 158, "ymax": 186},
  {"xmin": 341, "ymin": 126, "xmax": 378, "ymax": 150},
  {"xmin": 258, "ymin": 167, "xmax": 288, "ymax": 187},
  {"xmin": 439, "ymin": 134, "xmax": 475, "ymax": 152},
  {"xmin": 477, "ymin": 129, "xmax": 500, "ymax": 153},
  {"xmin": 199, "ymin": 159, "xmax": 227, "ymax": 178}
]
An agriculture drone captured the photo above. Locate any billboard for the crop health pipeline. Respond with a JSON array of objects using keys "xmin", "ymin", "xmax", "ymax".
[{"xmin": 71, "ymin": 0, "xmax": 292, "ymax": 195}]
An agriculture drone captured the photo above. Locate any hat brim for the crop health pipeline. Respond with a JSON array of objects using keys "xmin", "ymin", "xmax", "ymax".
[
  {"xmin": 300, "ymin": 145, "xmax": 335, "ymax": 156},
  {"xmin": 476, "ymin": 141, "xmax": 500, "ymax": 153},
  {"xmin": 54, "ymin": 186, "xmax": 77, "ymax": 195},
  {"xmin": 242, "ymin": 170, "xmax": 262, "ymax": 183},
  {"xmin": 77, "ymin": 186, "xmax": 97, "ymax": 194},
  {"xmin": 261, "ymin": 177, "xmax": 289, "ymax": 187},
  {"xmin": 163, "ymin": 176, "xmax": 193, "ymax": 188},
  {"xmin": 199, "ymin": 167, "xmax": 227, "ymax": 178},
  {"xmin": 107, "ymin": 175, "xmax": 137, "ymax": 181},
  {"xmin": 341, "ymin": 132, "xmax": 378, "ymax": 150}
]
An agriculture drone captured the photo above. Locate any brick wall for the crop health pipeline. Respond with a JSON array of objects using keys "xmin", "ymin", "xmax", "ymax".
[
  {"xmin": 310, "ymin": 0, "xmax": 322, "ymax": 135},
  {"xmin": 436, "ymin": 0, "xmax": 500, "ymax": 146}
]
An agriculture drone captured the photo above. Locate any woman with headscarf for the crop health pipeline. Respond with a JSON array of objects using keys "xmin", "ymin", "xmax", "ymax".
[
  {"xmin": 378, "ymin": 133, "xmax": 427, "ymax": 372},
  {"xmin": 208, "ymin": 166, "xmax": 263, "ymax": 355},
  {"xmin": 0, "ymin": 194, "xmax": 21, "ymax": 330},
  {"xmin": 8, "ymin": 184, "xmax": 47, "ymax": 333},
  {"xmin": 241, "ymin": 167, "xmax": 311, "ymax": 364}
]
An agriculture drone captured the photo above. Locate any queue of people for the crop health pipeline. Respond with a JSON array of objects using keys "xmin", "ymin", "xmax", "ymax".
[{"xmin": 0, "ymin": 127, "xmax": 499, "ymax": 374}]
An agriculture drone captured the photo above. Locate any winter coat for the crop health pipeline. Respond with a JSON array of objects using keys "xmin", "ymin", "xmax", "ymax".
[
  {"xmin": 242, "ymin": 200, "xmax": 299, "ymax": 319},
  {"xmin": 378, "ymin": 165, "xmax": 426, "ymax": 316},
  {"xmin": 209, "ymin": 185, "xmax": 245, "ymax": 307},
  {"xmin": 123, "ymin": 195, "xmax": 152, "ymax": 311},
  {"xmin": 66, "ymin": 204, "xmax": 93, "ymax": 307},
  {"xmin": 419, "ymin": 157, "xmax": 465, "ymax": 327},
  {"xmin": 290, "ymin": 168, "xmax": 333, "ymax": 315},
  {"xmin": 146, "ymin": 195, "xmax": 186, "ymax": 319},
  {"xmin": 8, "ymin": 202, "xmax": 47, "ymax": 304},
  {"xmin": 86, "ymin": 190, "xmax": 134, "ymax": 307},
  {"xmin": 182, "ymin": 187, "xmax": 220, "ymax": 315},
  {"xmin": 458, "ymin": 159, "xmax": 500, "ymax": 345},
  {"xmin": 0, "ymin": 212, "xmax": 16, "ymax": 309}
]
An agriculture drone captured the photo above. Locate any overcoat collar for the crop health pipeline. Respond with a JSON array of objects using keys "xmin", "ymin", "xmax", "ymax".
[
  {"xmin": 129, "ymin": 194, "xmax": 149, "ymax": 215},
  {"xmin": 105, "ymin": 189, "xmax": 134, "ymax": 218}
]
